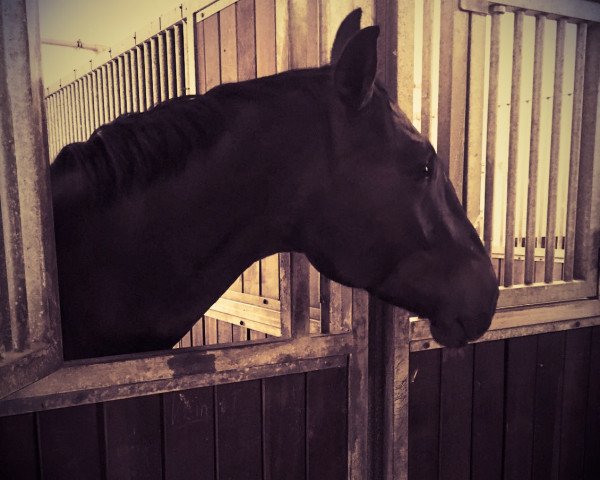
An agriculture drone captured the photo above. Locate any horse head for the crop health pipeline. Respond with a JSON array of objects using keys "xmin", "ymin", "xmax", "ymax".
[{"xmin": 302, "ymin": 10, "xmax": 498, "ymax": 347}]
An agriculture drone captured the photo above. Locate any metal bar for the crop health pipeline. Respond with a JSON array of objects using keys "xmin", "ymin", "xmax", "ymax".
[
  {"xmin": 118, "ymin": 56, "xmax": 126, "ymax": 115},
  {"xmin": 174, "ymin": 22, "xmax": 186, "ymax": 96},
  {"xmin": 101, "ymin": 65, "xmax": 110, "ymax": 123},
  {"xmin": 151, "ymin": 36, "xmax": 160, "ymax": 104},
  {"xmin": 158, "ymin": 32, "xmax": 168, "ymax": 101},
  {"xmin": 111, "ymin": 59, "xmax": 120, "ymax": 117},
  {"xmin": 134, "ymin": 46, "xmax": 144, "ymax": 111},
  {"xmin": 92, "ymin": 69, "xmax": 101, "ymax": 128},
  {"xmin": 75, "ymin": 79, "xmax": 85, "ymax": 141},
  {"xmin": 524, "ymin": 15, "xmax": 545, "ymax": 284},
  {"xmin": 106, "ymin": 61, "xmax": 116, "ymax": 120},
  {"xmin": 64, "ymin": 84, "xmax": 72, "ymax": 143},
  {"xmin": 503, "ymin": 11, "xmax": 524, "ymax": 287},
  {"xmin": 544, "ymin": 18, "xmax": 566, "ymax": 283},
  {"xmin": 483, "ymin": 12, "xmax": 502, "ymax": 254},
  {"xmin": 166, "ymin": 28, "xmax": 176, "ymax": 99},
  {"xmin": 41, "ymin": 37, "xmax": 107, "ymax": 52},
  {"xmin": 81, "ymin": 76, "xmax": 91, "ymax": 139},
  {"xmin": 124, "ymin": 52, "xmax": 132, "ymax": 113},
  {"xmin": 143, "ymin": 41, "xmax": 153, "ymax": 109},
  {"xmin": 421, "ymin": 0, "xmax": 434, "ymax": 139},
  {"xmin": 563, "ymin": 23, "xmax": 587, "ymax": 281},
  {"xmin": 46, "ymin": 95, "xmax": 55, "ymax": 158}
]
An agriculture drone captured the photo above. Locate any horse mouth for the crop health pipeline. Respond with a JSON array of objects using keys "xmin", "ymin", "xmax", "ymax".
[{"xmin": 429, "ymin": 316, "xmax": 490, "ymax": 348}]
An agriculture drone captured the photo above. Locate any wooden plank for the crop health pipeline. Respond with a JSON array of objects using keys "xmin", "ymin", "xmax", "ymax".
[
  {"xmin": 37, "ymin": 404, "xmax": 102, "ymax": 480},
  {"xmin": 307, "ymin": 367, "xmax": 348, "ymax": 480},
  {"xmin": 408, "ymin": 348, "xmax": 441, "ymax": 480},
  {"xmin": 275, "ymin": 0, "xmax": 289, "ymax": 72},
  {"xmin": 124, "ymin": 52, "xmax": 133, "ymax": 111},
  {"xmin": 191, "ymin": 318, "xmax": 205, "ymax": 346},
  {"xmin": 195, "ymin": 19, "xmax": 206, "ymax": 94},
  {"xmin": 525, "ymin": 15, "xmax": 545, "ymax": 284},
  {"xmin": 308, "ymin": 264, "xmax": 319, "ymax": 309},
  {"xmin": 217, "ymin": 320, "xmax": 233, "ymax": 344},
  {"xmin": 255, "ymin": 0, "xmax": 276, "ymax": 77},
  {"xmin": 306, "ymin": 0, "xmax": 320, "ymax": 67},
  {"xmin": 105, "ymin": 63, "xmax": 115, "ymax": 120},
  {"xmin": 484, "ymin": 12, "xmax": 501, "ymax": 253},
  {"xmin": 503, "ymin": 335, "xmax": 537, "ymax": 479},
  {"xmin": 104, "ymin": 395, "xmax": 163, "ymax": 480},
  {"xmin": 531, "ymin": 331, "xmax": 566, "ymax": 479},
  {"xmin": 174, "ymin": 23, "xmax": 185, "ymax": 96},
  {"xmin": 111, "ymin": 59, "xmax": 121, "ymax": 117},
  {"xmin": 439, "ymin": 346, "xmax": 474, "ymax": 480},
  {"xmin": 544, "ymin": 19, "xmax": 566, "ymax": 282},
  {"xmin": 421, "ymin": 0, "xmax": 434, "ymax": 140},
  {"xmin": 158, "ymin": 33, "xmax": 168, "ymax": 102},
  {"xmin": 471, "ymin": 341, "xmax": 505, "ymax": 480},
  {"xmin": 0, "ymin": 413, "xmax": 39, "ymax": 479},
  {"xmin": 219, "ymin": 4, "xmax": 237, "ymax": 84},
  {"xmin": 584, "ymin": 326, "xmax": 600, "ymax": 479},
  {"xmin": 280, "ymin": 252, "xmax": 310, "ymax": 338},
  {"xmin": 216, "ymin": 380, "xmax": 262, "ymax": 479},
  {"xmin": 559, "ymin": 328, "xmax": 592, "ymax": 479},
  {"xmin": 236, "ymin": 0, "xmax": 256, "ymax": 81},
  {"xmin": 163, "ymin": 387, "xmax": 215, "ymax": 480},
  {"xmin": 150, "ymin": 36, "xmax": 160, "ymax": 104},
  {"xmin": 574, "ymin": 23, "xmax": 600, "ymax": 280},
  {"xmin": 204, "ymin": 316, "xmax": 218, "ymax": 345},
  {"xmin": 347, "ymin": 289, "xmax": 369, "ymax": 480},
  {"xmin": 143, "ymin": 41, "xmax": 153, "ymax": 109},
  {"xmin": 263, "ymin": 373, "xmax": 306, "ymax": 480},
  {"xmin": 136, "ymin": 46, "xmax": 146, "ymax": 111},
  {"xmin": 261, "ymin": 254, "xmax": 280, "ymax": 299},
  {"xmin": 503, "ymin": 11, "xmax": 524, "ymax": 287}
]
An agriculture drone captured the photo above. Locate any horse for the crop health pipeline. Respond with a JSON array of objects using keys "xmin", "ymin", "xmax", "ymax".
[{"xmin": 50, "ymin": 9, "xmax": 498, "ymax": 360}]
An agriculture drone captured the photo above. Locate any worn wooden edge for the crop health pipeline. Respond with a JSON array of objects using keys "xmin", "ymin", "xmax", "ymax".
[
  {"xmin": 0, "ymin": 342, "xmax": 61, "ymax": 399},
  {"xmin": 0, "ymin": 331, "xmax": 355, "ymax": 416},
  {"xmin": 0, "ymin": 354, "xmax": 347, "ymax": 417},
  {"xmin": 490, "ymin": 0, "xmax": 600, "ymax": 22},
  {"xmin": 498, "ymin": 279, "xmax": 597, "ymax": 307},
  {"xmin": 410, "ymin": 299, "xmax": 600, "ymax": 351}
]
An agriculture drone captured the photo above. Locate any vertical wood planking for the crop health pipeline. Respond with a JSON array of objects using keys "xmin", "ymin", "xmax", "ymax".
[
  {"xmin": 559, "ymin": 328, "xmax": 592, "ymax": 479},
  {"xmin": 195, "ymin": 20, "xmax": 206, "ymax": 94},
  {"xmin": 217, "ymin": 320, "xmax": 233, "ymax": 344},
  {"xmin": 236, "ymin": 0, "xmax": 256, "ymax": 80},
  {"xmin": 263, "ymin": 374, "xmax": 306, "ymax": 480},
  {"xmin": 203, "ymin": 14, "xmax": 221, "ymax": 91},
  {"xmin": 106, "ymin": 62, "xmax": 115, "ymax": 121},
  {"xmin": 563, "ymin": 23, "xmax": 587, "ymax": 281},
  {"xmin": 37, "ymin": 404, "xmax": 103, "ymax": 480},
  {"xmin": 279, "ymin": 252, "xmax": 310, "ymax": 338},
  {"xmin": 261, "ymin": 255, "xmax": 280, "ymax": 300},
  {"xmin": 307, "ymin": 367, "xmax": 348, "ymax": 480},
  {"xmin": 584, "ymin": 326, "xmax": 600, "ymax": 479},
  {"xmin": 255, "ymin": 0, "xmax": 276, "ymax": 77},
  {"xmin": 216, "ymin": 380, "xmax": 263, "ymax": 479},
  {"xmin": 531, "ymin": 331, "xmax": 566, "ymax": 479},
  {"xmin": 544, "ymin": 19, "xmax": 566, "ymax": 283},
  {"xmin": 204, "ymin": 316, "xmax": 218, "ymax": 345},
  {"xmin": 219, "ymin": 5, "xmax": 238, "ymax": 84},
  {"xmin": 503, "ymin": 335, "xmax": 537, "ymax": 479},
  {"xmin": 136, "ymin": 46, "xmax": 146, "ymax": 111},
  {"xmin": 162, "ymin": 387, "xmax": 215, "ymax": 480},
  {"xmin": 525, "ymin": 15, "xmax": 545, "ymax": 284},
  {"xmin": 111, "ymin": 58, "xmax": 121, "ymax": 117},
  {"xmin": 471, "ymin": 341, "xmax": 505, "ymax": 480},
  {"xmin": 305, "ymin": 0, "xmax": 320, "ymax": 67},
  {"xmin": 275, "ymin": 0, "xmax": 289, "ymax": 73},
  {"xmin": 93, "ymin": 69, "xmax": 102, "ymax": 125},
  {"xmin": 438, "ymin": 346, "xmax": 474, "ymax": 480},
  {"xmin": 484, "ymin": 12, "xmax": 502, "ymax": 253},
  {"xmin": 101, "ymin": 65, "xmax": 110, "ymax": 122},
  {"xmin": 118, "ymin": 56, "xmax": 126, "ymax": 114},
  {"xmin": 124, "ymin": 52, "xmax": 133, "ymax": 112},
  {"xmin": 104, "ymin": 396, "xmax": 163, "ymax": 480},
  {"xmin": 0, "ymin": 413, "xmax": 39, "ymax": 479},
  {"xmin": 503, "ymin": 11, "xmax": 524, "ymax": 287},
  {"xmin": 408, "ymin": 349, "xmax": 441, "ymax": 480}
]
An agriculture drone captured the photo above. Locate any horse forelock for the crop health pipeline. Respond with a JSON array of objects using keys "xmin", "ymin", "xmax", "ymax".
[{"xmin": 51, "ymin": 95, "xmax": 225, "ymax": 204}]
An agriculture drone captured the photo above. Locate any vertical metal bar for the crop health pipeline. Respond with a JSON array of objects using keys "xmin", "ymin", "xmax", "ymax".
[
  {"xmin": 151, "ymin": 36, "xmax": 160, "ymax": 104},
  {"xmin": 421, "ymin": 0, "xmax": 434, "ymax": 140},
  {"xmin": 124, "ymin": 52, "xmax": 132, "ymax": 112},
  {"xmin": 101, "ymin": 65, "xmax": 110, "ymax": 123},
  {"xmin": 143, "ymin": 41, "xmax": 153, "ymax": 109},
  {"xmin": 118, "ymin": 56, "xmax": 126, "ymax": 115},
  {"xmin": 46, "ymin": 95, "xmax": 56, "ymax": 159},
  {"xmin": 504, "ymin": 11, "xmax": 524, "ymax": 287},
  {"xmin": 93, "ymin": 69, "xmax": 101, "ymax": 128},
  {"xmin": 563, "ymin": 23, "xmax": 587, "ymax": 281},
  {"xmin": 175, "ymin": 21, "xmax": 186, "ymax": 96},
  {"xmin": 111, "ymin": 59, "xmax": 120, "ymax": 117},
  {"xmin": 129, "ymin": 47, "xmax": 140, "ymax": 112},
  {"xmin": 544, "ymin": 19, "xmax": 566, "ymax": 283},
  {"xmin": 166, "ymin": 28, "xmax": 176, "ymax": 99},
  {"xmin": 64, "ymin": 84, "xmax": 73, "ymax": 143},
  {"xmin": 81, "ymin": 75, "xmax": 91, "ymax": 138},
  {"xmin": 484, "ymin": 12, "xmax": 502, "ymax": 254},
  {"xmin": 525, "ymin": 15, "xmax": 546, "ymax": 284},
  {"xmin": 56, "ymin": 90, "xmax": 65, "ymax": 149},
  {"xmin": 137, "ymin": 45, "xmax": 147, "ymax": 111},
  {"xmin": 106, "ymin": 62, "xmax": 115, "ymax": 120},
  {"xmin": 76, "ymin": 78, "xmax": 85, "ymax": 140},
  {"xmin": 158, "ymin": 32, "xmax": 168, "ymax": 101}
]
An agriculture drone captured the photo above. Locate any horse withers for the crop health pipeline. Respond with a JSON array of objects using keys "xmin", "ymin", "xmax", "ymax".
[{"xmin": 51, "ymin": 9, "xmax": 498, "ymax": 359}]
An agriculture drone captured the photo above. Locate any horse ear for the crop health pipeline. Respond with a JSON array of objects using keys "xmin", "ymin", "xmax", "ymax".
[
  {"xmin": 330, "ymin": 8, "xmax": 362, "ymax": 65},
  {"xmin": 333, "ymin": 26, "xmax": 380, "ymax": 110}
]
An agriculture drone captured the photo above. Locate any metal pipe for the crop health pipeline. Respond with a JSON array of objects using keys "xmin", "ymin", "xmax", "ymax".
[{"xmin": 42, "ymin": 37, "xmax": 107, "ymax": 53}]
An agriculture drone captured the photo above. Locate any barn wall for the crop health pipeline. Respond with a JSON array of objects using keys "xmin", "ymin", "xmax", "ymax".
[
  {"xmin": 408, "ymin": 325, "xmax": 600, "ymax": 480},
  {"xmin": 0, "ymin": 366, "xmax": 349, "ymax": 480}
]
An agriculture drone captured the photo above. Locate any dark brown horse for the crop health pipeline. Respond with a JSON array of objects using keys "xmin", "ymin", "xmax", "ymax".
[{"xmin": 51, "ymin": 10, "xmax": 498, "ymax": 360}]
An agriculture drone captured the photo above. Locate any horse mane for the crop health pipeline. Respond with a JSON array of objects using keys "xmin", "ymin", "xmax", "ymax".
[{"xmin": 50, "ymin": 94, "xmax": 226, "ymax": 203}]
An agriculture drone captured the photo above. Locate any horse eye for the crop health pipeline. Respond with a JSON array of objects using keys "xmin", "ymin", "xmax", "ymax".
[{"xmin": 424, "ymin": 163, "xmax": 432, "ymax": 178}]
